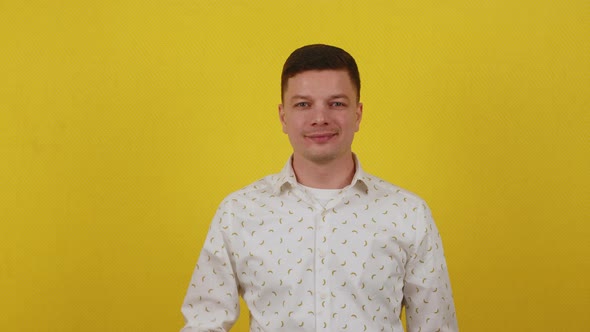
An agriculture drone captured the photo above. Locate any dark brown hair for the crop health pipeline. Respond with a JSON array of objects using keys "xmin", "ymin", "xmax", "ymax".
[{"xmin": 281, "ymin": 44, "xmax": 360, "ymax": 102}]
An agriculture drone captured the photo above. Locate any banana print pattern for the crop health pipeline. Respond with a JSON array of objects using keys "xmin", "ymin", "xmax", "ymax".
[{"xmin": 181, "ymin": 157, "xmax": 458, "ymax": 331}]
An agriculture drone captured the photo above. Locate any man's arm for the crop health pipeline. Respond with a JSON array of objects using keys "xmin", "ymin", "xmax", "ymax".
[
  {"xmin": 180, "ymin": 204, "xmax": 240, "ymax": 332},
  {"xmin": 403, "ymin": 201, "xmax": 458, "ymax": 332}
]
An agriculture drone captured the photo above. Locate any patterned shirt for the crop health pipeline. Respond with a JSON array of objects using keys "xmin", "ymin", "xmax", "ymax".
[{"xmin": 181, "ymin": 156, "xmax": 458, "ymax": 331}]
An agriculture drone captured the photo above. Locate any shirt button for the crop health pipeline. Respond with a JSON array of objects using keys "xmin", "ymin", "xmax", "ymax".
[
  {"xmin": 320, "ymin": 292, "xmax": 328, "ymax": 300},
  {"xmin": 319, "ymin": 250, "xmax": 327, "ymax": 258}
]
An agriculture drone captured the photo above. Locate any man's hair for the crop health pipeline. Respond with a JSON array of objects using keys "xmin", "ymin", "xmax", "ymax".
[{"xmin": 281, "ymin": 44, "xmax": 361, "ymax": 102}]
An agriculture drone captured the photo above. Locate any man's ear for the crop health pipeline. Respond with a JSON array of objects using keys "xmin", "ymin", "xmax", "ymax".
[
  {"xmin": 278, "ymin": 104, "xmax": 287, "ymax": 134},
  {"xmin": 355, "ymin": 102, "xmax": 363, "ymax": 132}
]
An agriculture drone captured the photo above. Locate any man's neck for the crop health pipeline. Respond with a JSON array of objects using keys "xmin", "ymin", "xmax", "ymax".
[{"xmin": 291, "ymin": 153, "xmax": 356, "ymax": 189}]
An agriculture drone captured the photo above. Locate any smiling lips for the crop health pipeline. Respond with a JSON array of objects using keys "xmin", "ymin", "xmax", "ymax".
[{"xmin": 305, "ymin": 132, "xmax": 338, "ymax": 143}]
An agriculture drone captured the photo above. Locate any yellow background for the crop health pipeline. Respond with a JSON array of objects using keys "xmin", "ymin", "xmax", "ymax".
[{"xmin": 1, "ymin": 1, "xmax": 588, "ymax": 331}]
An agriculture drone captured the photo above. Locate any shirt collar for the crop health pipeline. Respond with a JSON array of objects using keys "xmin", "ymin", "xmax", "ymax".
[{"xmin": 271, "ymin": 154, "xmax": 370, "ymax": 195}]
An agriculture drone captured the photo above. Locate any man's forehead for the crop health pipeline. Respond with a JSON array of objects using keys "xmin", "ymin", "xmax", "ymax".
[
  {"xmin": 287, "ymin": 69, "xmax": 350, "ymax": 80},
  {"xmin": 285, "ymin": 70, "xmax": 356, "ymax": 92}
]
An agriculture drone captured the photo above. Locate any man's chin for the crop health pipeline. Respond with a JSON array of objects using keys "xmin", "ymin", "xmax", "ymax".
[{"xmin": 302, "ymin": 151, "xmax": 343, "ymax": 165}]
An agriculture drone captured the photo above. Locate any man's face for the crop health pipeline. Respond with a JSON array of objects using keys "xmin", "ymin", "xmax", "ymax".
[{"xmin": 279, "ymin": 70, "xmax": 362, "ymax": 165}]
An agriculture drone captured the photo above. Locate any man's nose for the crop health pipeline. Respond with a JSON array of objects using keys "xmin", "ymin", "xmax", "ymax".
[{"xmin": 311, "ymin": 105, "xmax": 329, "ymax": 125}]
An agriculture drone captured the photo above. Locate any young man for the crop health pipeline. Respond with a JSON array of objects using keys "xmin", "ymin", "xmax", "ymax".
[{"xmin": 181, "ymin": 44, "xmax": 458, "ymax": 331}]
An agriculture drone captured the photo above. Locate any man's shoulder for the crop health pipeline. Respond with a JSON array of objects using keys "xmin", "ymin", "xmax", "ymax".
[
  {"xmin": 361, "ymin": 171, "xmax": 426, "ymax": 206},
  {"xmin": 219, "ymin": 173, "xmax": 279, "ymax": 204}
]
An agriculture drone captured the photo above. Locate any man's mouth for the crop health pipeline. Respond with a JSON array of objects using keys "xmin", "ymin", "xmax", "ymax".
[{"xmin": 305, "ymin": 132, "xmax": 337, "ymax": 143}]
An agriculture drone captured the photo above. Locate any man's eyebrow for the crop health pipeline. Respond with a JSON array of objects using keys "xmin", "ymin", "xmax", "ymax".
[
  {"xmin": 289, "ymin": 94, "xmax": 351, "ymax": 100},
  {"xmin": 289, "ymin": 95, "xmax": 311, "ymax": 101},
  {"xmin": 329, "ymin": 94, "xmax": 350, "ymax": 100}
]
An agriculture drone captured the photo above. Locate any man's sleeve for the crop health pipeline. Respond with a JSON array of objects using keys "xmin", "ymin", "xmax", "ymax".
[
  {"xmin": 403, "ymin": 201, "xmax": 458, "ymax": 332},
  {"xmin": 180, "ymin": 202, "xmax": 240, "ymax": 332}
]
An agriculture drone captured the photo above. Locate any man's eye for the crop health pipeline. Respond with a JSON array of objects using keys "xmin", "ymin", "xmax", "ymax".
[
  {"xmin": 332, "ymin": 102, "xmax": 345, "ymax": 107},
  {"xmin": 295, "ymin": 102, "xmax": 309, "ymax": 107}
]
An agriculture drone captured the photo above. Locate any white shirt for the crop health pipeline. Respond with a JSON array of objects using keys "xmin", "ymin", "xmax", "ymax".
[
  {"xmin": 181, "ymin": 156, "xmax": 458, "ymax": 331},
  {"xmin": 300, "ymin": 185, "xmax": 340, "ymax": 208}
]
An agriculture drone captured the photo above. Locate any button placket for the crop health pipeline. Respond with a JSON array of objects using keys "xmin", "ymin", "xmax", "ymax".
[{"xmin": 314, "ymin": 207, "xmax": 332, "ymax": 330}]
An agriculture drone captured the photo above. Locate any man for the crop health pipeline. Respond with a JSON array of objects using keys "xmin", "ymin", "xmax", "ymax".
[{"xmin": 181, "ymin": 44, "xmax": 458, "ymax": 331}]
